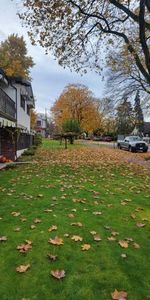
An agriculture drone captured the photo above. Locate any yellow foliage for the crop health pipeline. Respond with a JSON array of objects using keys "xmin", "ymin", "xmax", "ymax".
[{"xmin": 51, "ymin": 84, "xmax": 104, "ymax": 133}]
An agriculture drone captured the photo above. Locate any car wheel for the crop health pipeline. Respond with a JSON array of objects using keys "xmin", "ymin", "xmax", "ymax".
[
  {"xmin": 129, "ymin": 146, "xmax": 133, "ymax": 152},
  {"xmin": 143, "ymin": 149, "xmax": 148, "ymax": 153}
]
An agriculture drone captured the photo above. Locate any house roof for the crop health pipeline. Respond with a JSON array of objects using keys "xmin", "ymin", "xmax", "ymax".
[{"xmin": 8, "ymin": 76, "xmax": 35, "ymax": 106}]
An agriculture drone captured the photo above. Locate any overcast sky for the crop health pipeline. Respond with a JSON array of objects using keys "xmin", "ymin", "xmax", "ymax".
[{"xmin": 0, "ymin": 0, "xmax": 105, "ymax": 114}]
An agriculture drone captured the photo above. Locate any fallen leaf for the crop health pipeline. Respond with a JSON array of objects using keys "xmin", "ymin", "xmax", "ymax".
[
  {"xmin": 47, "ymin": 254, "xmax": 58, "ymax": 261},
  {"xmin": 34, "ymin": 218, "xmax": 41, "ymax": 224},
  {"xmin": 11, "ymin": 211, "xmax": 20, "ymax": 217},
  {"xmin": 64, "ymin": 233, "xmax": 69, "ymax": 237},
  {"xmin": 81, "ymin": 244, "xmax": 91, "ymax": 251},
  {"xmin": 133, "ymin": 242, "xmax": 140, "ymax": 249},
  {"xmin": 30, "ymin": 225, "xmax": 36, "ymax": 230},
  {"xmin": 90, "ymin": 231, "xmax": 97, "ymax": 235},
  {"xmin": 71, "ymin": 235, "xmax": 83, "ymax": 242},
  {"xmin": 48, "ymin": 236, "xmax": 64, "ymax": 245},
  {"xmin": 44, "ymin": 209, "xmax": 52, "ymax": 213},
  {"xmin": 111, "ymin": 231, "xmax": 119, "ymax": 236},
  {"xmin": 118, "ymin": 240, "xmax": 129, "ymax": 248},
  {"xmin": 121, "ymin": 253, "xmax": 127, "ymax": 258},
  {"xmin": 0, "ymin": 236, "xmax": 7, "ymax": 242},
  {"xmin": 93, "ymin": 211, "xmax": 102, "ymax": 215},
  {"xmin": 136, "ymin": 223, "xmax": 145, "ymax": 228},
  {"xmin": 51, "ymin": 269, "xmax": 65, "ymax": 279},
  {"xmin": 17, "ymin": 241, "xmax": 32, "ymax": 253},
  {"xmin": 108, "ymin": 236, "xmax": 116, "ymax": 241},
  {"xmin": 111, "ymin": 289, "xmax": 128, "ymax": 299},
  {"xmin": 93, "ymin": 234, "xmax": 102, "ymax": 241},
  {"xmin": 71, "ymin": 222, "xmax": 82, "ymax": 227},
  {"xmin": 48, "ymin": 225, "xmax": 57, "ymax": 232},
  {"xmin": 68, "ymin": 214, "xmax": 75, "ymax": 218},
  {"xmin": 131, "ymin": 213, "xmax": 136, "ymax": 219},
  {"xmin": 14, "ymin": 227, "xmax": 21, "ymax": 232},
  {"xmin": 16, "ymin": 264, "xmax": 30, "ymax": 273}
]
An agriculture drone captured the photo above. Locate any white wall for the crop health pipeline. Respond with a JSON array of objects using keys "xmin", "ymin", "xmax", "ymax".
[
  {"xmin": 15, "ymin": 84, "xmax": 31, "ymax": 132},
  {"xmin": 17, "ymin": 148, "xmax": 28, "ymax": 158},
  {"xmin": 1, "ymin": 81, "xmax": 31, "ymax": 132},
  {"xmin": 2, "ymin": 85, "xmax": 16, "ymax": 104}
]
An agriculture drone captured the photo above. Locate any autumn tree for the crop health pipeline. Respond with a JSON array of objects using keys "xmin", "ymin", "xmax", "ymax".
[
  {"xmin": 30, "ymin": 109, "xmax": 37, "ymax": 129},
  {"xmin": 20, "ymin": 1, "xmax": 150, "ymax": 99},
  {"xmin": 51, "ymin": 84, "xmax": 103, "ymax": 133},
  {"xmin": 0, "ymin": 34, "xmax": 34, "ymax": 79},
  {"xmin": 116, "ymin": 98, "xmax": 134, "ymax": 135}
]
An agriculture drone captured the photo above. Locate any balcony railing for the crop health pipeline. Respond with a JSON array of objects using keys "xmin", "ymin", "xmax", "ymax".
[{"xmin": 0, "ymin": 88, "xmax": 16, "ymax": 121}]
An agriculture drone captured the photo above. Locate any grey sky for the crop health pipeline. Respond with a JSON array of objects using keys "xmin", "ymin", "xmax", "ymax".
[{"xmin": 0, "ymin": 0, "xmax": 105, "ymax": 114}]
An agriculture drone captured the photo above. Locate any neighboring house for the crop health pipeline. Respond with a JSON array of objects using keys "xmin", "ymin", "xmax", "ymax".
[
  {"xmin": 131, "ymin": 122, "xmax": 150, "ymax": 138},
  {"xmin": 35, "ymin": 113, "xmax": 49, "ymax": 137},
  {"xmin": 0, "ymin": 68, "xmax": 35, "ymax": 161},
  {"xmin": 144, "ymin": 122, "xmax": 150, "ymax": 137}
]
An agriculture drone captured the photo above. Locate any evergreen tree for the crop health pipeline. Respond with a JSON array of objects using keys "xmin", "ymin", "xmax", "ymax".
[
  {"xmin": 116, "ymin": 98, "xmax": 134, "ymax": 135},
  {"xmin": 62, "ymin": 119, "xmax": 81, "ymax": 134},
  {"xmin": 134, "ymin": 91, "xmax": 144, "ymax": 133}
]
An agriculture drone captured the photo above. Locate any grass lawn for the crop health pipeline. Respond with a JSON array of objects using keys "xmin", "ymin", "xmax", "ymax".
[{"xmin": 0, "ymin": 139, "xmax": 150, "ymax": 300}]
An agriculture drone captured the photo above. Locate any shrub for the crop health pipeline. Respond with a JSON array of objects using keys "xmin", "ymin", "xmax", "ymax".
[
  {"xmin": 22, "ymin": 148, "xmax": 35, "ymax": 156},
  {"xmin": 33, "ymin": 133, "xmax": 42, "ymax": 146}
]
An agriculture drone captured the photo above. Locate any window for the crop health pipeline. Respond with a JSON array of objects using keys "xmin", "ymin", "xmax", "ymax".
[
  {"xmin": 27, "ymin": 105, "xmax": 30, "ymax": 115},
  {"xmin": 21, "ymin": 95, "xmax": 25, "ymax": 110},
  {"xmin": 37, "ymin": 120, "xmax": 41, "ymax": 127}
]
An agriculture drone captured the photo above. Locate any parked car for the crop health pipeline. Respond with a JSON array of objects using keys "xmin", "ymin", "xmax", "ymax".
[
  {"xmin": 103, "ymin": 136, "xmax": 113, "ymax": 142},
  {"xmin": 92, "ymin": 136, "xmax": 103, "ymax": 141},
  {"xmin": 117, "ymin": 136, "xmax": 148, "ymax": 152}
]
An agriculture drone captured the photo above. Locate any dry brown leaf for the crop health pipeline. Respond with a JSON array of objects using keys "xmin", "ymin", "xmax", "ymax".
[
  {"xmin": 68, "ymin": 214, "xmax": 75, "ymax": 218},
  {"xmin": 14, "ymin": 227, "xmax": 21, "ymax": 232},
  {"xmin": 11, "ymin": 211, "xmax": 20, "ymax": 217},
  {"xmin": 93, "ymin": 234, "xmax": 102, "ymax": 241},
  {"xmin": 16, "ymin": 264, "xmax": 30, "ymax": 273},
  {"xmin": 90, "ymin": 231, "xmax": 97, "ymax": 235},
  {"xmin": 64, "ymin": 233, "xmax": 69, "ymax": 237},
  {"xmin": 71, "ymin": 235, "xmax": 83, "ymax": 242},
  {"xmin": 51, "ymin": 269, "xmax": 65, "ymax": 279},
  {"xmin": 34, "ymin": 218, "xmax": 41, "ymax": 224},
  {"xmin": 47, "ymin": 254, "xmax": 58, "ymax": 261},
  {"xmin": 30, "ymin": 225, "xmax": 36, "ymax": 230},
  {"xmin": 17, "ymin": 241, "xmax": 32, "ymax": 253},
  {"xmin": 44, "ymin": 209, "xmax": 53, "ymax": 213},
  {"xmin": 133, "ymin": 242, "xmax": 140, "ymax": 249},
  {"xmin": 111, "ymin": 289, "xmax": 128, "ymax": 299},
  {"xmin": 71, "ymin": 222, "xmax": 82, "ymax": 227},
  {"xmin": 0, "ymin": 236, "xmax": 7, "ymax": 242},
  {"xmin": 48, "ymin": 236, "xmax": 64, "ymax": 245},
  {"xmin": 136, "ymin": 223, "xmax": 145, "ymax": 228},
  {"xmin": 131, "ymin": 213, "xmax": 136, "ymax": 219},
  {"xmin": 81, "ymin": 244, "xmax": 91, "ymax": 251},
  {"xmin": 121, "ymin": 253, "xmax": 127, "ymax": 258},
  {"xmin": 118, "ymin": 240, "xmax": 129, "ymax": 248},
  {"xmin": 108, "ymin": 236, "xmax": 116, "ymax": 241},
  {"xmin": 48, "ymin": 225, "xmax": 57, "ymax": 232},
  {"xmin": 111, "ymin": 231, "xmax": 119, "ymax": 236},
  {"xmin": 93, "ymin": 211, "xmax": 102, "ymax": 215}
]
